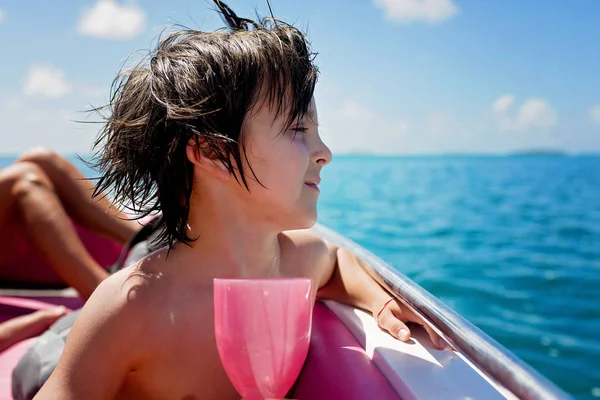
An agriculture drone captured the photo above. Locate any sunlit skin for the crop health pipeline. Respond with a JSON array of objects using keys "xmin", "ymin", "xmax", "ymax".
[{"xmin": 35, "ymin": 97, "xmax": 443, "ymax": 400}]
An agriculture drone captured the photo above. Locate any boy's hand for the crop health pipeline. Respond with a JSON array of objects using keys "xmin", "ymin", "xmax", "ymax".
[
  {"xmin": 304, "ymin": 233, "xmax": 452, "ymax": 352},
  {"xmin": 375, "ymin": 297, "xmax": 448, "ymax": 350}
]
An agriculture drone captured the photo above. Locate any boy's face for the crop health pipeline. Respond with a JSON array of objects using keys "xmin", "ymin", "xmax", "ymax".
[{"xmin": 239, "ymin": 97, "xmax": 332, "ymax": 230}]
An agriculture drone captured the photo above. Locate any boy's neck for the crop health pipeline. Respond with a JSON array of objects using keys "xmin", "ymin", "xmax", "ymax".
[{"xmin": 172, "ymin": 194, "xmax": 283, "ymax": 280}]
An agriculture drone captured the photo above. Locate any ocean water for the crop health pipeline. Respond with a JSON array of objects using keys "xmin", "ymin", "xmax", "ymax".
[
  {"xmin": 1, "ymin": 154, "xmax": 599, "ymax": 399},
  {"xmin": 318, "ymin": 155, "xmax": 600, "ymax": 400}
]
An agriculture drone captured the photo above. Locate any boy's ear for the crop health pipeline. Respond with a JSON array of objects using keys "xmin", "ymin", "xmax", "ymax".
[{"xmin": 186, "ymin": 137, "xmax": 230, "ymax": 181}]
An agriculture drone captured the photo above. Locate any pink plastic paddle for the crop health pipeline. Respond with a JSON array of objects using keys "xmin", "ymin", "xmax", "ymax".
[{"xmin": 214, "ymin": 278, "xmax": 313, "ymax": 400}]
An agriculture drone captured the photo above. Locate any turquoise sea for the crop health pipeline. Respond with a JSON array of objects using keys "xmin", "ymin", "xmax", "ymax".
[{"xmin": 1, "ymin": 154, "xmax": 599, "ymax": 399}]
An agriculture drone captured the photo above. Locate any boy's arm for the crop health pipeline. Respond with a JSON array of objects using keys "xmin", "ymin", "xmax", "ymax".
[
  {"xmin": 34, "ymin": 273, "xmax": 148, "ymax": 400},
  {"xmin": 313, "ymin": 235, "xmax": 445, "ymax": 349}
]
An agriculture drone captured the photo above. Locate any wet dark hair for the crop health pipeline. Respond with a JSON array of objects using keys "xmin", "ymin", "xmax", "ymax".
[{"xmin": 90, "ymin": 0, "xmax": 318, "ymax": 249}]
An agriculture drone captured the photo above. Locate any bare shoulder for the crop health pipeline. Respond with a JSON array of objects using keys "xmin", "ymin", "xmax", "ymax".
[
  {"xmin": 35, "ymin": 260, "xmax": 162, "ymax": 399},
  {"xmin": 279, "ymin": 229, "xmax": 338, "ymax": 288},
  {"xmin": 63, "ymin": 264, "xmax": 157, "ymax": 348},
  {"xmin": 90, "ymin": 261, "xmax": 161, "ymax": 319},
  {"xmin": 81, "ymin": 254, "xmax": 165, "ymax": 325}
]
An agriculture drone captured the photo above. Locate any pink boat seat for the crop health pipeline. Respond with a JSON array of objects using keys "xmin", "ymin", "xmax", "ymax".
[
  {"xmin": 0, "ymin": 224, "xmax": 122, "ymax": 286},
  {"xmin": 0, "ymin": 213, "xmax": 159, "ymax": 287},
  {"xmin": 293, "ymin": 301, "xmax": 400, "ymax": 399},
  {"xmin": 0, "ymin": 297, "xmax": 401, "ymax": 400}
]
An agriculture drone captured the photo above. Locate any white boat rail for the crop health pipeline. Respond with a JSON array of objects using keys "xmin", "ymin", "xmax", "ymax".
[{"xmin": 312, "ymin": 223, "xmax": 572, "ymax": 400}]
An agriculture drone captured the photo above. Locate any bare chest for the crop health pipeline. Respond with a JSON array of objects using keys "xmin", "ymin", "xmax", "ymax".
[
  {"xmin": 116, "ymin": 295, "xmax": 239, "ymax": 400},
  {"xmin": 114, "ymin": 245, "xmax": 322, "ymax": 400}
]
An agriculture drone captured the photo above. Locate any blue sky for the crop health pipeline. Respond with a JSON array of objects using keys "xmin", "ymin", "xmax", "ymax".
[{"xmin": 0, "ymin": 0, "xmax": 599, "ymax": 155}]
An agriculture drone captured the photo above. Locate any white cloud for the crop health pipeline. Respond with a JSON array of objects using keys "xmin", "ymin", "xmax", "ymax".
[
  {"xmin": 319, "ymin": 95, "xmax": 562, "ymax": 155},
  {"xmin": 516, "ymin": 98, "xmax": 557, "ymax": 129},
  {"xmin": 0, "ymin": 9, "xmax": 6, "ymax": 23},
  {"xmin": 492, "ymin": 96, "xmax": 557, "ymax": 131},
  {"xmin": 589, "ymin": 105, "xmax": 600, "ymax": 126},
  {"xmin": 373, "ymin": 0, "xmax": 458, "ymax": 24},
  {"xmin": 3, "ymin": 68, "xmax": 109, "ymax": 153},
  {"xmin": 427, "ymin": 110, "xmax": 454, "ymax": 134},
  {"xmin": 78, "ymin": 0, "xmax": 145, "ymax": 40},
  {"xmin": 321, "ymin": 102, "xmax": 470, "ymax": 154},
  {"xmin": 492, "ymin": 95, "xmax": 514, "ymax": 114},
  {"xmin": 340, "ymin": 100, "xmax": 374, "ymax": 120},
  {"xmin": 315, "ymin": 88, "xmax": 591, "ymax": 154},
  {"xmin": 0, "ymin": 96, "xmax": 99, "ymax": 154},
  {"xmin": 317, "ymin": 96, "xmax": 410, "ymax": 154},
  {"xmin": 23, "ymin": 65, "xmax": 71, "ymax": 98},
  {"xmin": 76, "ymin": 81, "xmax": 109, "ymax": 99}
]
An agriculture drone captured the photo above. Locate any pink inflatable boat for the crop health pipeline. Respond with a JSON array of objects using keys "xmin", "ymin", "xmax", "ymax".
[{"xmin": 0, "ymin": 223, "xmax": 570, "ymax": 400}]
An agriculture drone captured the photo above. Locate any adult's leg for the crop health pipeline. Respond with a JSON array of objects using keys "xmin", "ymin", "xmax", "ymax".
[
  {"xmin": 0, "ymin": 162, "xmax": 109, "ymax": 300},
  {"xmin": 17, "ymin": 147, "xmax": 140, "ymax": 245},
  {"xmin": 0, "ymin": 307, "xmax": 68, "ymax": 353}
]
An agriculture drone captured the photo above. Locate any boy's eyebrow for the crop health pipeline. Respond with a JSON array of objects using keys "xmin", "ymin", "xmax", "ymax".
[{"xmin": 273, "ymin": 107, "xmax": 315, "ymax": 124}]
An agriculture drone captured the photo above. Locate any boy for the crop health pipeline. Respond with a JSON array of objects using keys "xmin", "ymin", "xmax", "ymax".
[{"xmin": 35, "ymin": 2, "xmax": 442, "ymax": 399}]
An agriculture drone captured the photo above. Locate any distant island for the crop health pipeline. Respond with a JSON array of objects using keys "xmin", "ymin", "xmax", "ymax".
[
  {"xmin": 507, "ymin": 149, "xmax": 568, "ymax": 157},
  {"xmin": 336, "ymin": 150, "xmax": 575, "ymax": 158}
]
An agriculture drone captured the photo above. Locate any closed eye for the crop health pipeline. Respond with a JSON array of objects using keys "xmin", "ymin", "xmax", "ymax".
[{"xmin": 290, "ymin": 126, "xmax": 308, "ymax": 140}]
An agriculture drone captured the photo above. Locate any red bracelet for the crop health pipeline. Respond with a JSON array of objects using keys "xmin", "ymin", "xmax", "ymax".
[{"xmin": 375, "ymin": 297, "xmax": 395, "ymax": 330}]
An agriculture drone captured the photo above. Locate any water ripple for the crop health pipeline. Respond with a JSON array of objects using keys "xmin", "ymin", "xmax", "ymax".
[{"xmin": 318, "ymin": 155, "xmax": 600, "ymax": 399}]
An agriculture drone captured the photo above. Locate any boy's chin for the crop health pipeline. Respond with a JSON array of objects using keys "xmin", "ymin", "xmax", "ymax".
[{"xmin": 280, "ymin": 211, "xmax": 317, "ymax": 232}]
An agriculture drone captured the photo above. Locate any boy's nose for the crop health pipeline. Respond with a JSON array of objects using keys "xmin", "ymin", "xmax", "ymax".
[{"xmin": 313, "ymin": 139, "xmax": 332, "ymax": 166}]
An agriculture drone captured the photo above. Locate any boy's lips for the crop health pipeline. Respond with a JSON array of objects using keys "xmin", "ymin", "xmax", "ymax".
[{"xmin": 304, "ymin": 178, "xmax": 321, "ymax": 191}]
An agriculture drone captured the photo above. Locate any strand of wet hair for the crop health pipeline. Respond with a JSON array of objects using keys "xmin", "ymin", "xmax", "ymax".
[
  {"xmin": 265, "ymin": 0, "xmax": 279, "ymax": 28},
  {"xmin": 213, "ymin": 0, "xmax": 260, "ymax": 31}
]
